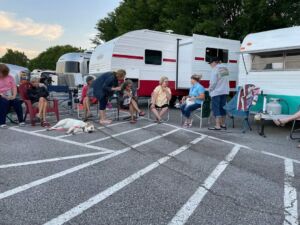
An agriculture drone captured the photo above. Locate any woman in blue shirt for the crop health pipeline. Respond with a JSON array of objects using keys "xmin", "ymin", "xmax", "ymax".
[{"xmin": 181, "ymin": 74, "xmax": 205, "ymax": 128}]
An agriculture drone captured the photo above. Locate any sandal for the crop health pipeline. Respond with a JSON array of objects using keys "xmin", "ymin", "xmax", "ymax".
[
  {"xmin": 208, "ymin": 127, "xmax": 221, "ymax": 131},
  {"xmin": 139, "ymin": 111, "xmax": 145, "ymax": 117},
  {"xmin": 41, "ymin": 121, "xmax": 50, "ymax": 127},
  {"xmin": 221, "ymin": 125, "xmax": 227, "ymax": 130},
  {"xmin": 130, "ymin": 120, "xmax": 137, "ymax": 124},
  {"xmin": 100, "ymin": 120, "xmax": 112, "ymax": 125}
]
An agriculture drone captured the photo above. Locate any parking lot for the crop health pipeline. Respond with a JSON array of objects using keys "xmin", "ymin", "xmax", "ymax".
[{"xmin": 1, "ymin": 109, "xmax": 300, "ymax": 225}]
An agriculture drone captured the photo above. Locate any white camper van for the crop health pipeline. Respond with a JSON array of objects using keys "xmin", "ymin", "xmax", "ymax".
[
  {"xmin": 89, "ymin": 30, "xmax": 240, "ymax": 100},
  {"xmin": 56, "ymin": 51, "xmax": 92, "ymax": 86},
  {"xmin": 239, "ymin": 26, "xmax": 300, "ymax": 114},
  {"xmin": 3, "ymin": 63, "xmax": 30, "ymax": 85}
]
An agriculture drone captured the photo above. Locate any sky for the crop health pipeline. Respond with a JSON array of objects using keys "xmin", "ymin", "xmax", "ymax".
[{"xmin": 0, "ymin": 0, "xmax": 121, "ymax": 58}]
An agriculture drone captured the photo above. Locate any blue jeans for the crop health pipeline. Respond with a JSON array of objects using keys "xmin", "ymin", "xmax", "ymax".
[
  {"xmin": 0, "ymin": 97, "xmax": 24, "ymax": 125},
  {"xmin": 181, "ymin": 103, "xmax": 201, "ymax": 118},
  {"xmin": 211, "ymin": 95, "xmax": 227, "ymax": 117}
]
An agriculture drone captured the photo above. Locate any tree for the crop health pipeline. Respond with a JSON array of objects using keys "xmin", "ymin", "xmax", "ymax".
[
  {"xmin": 0, "ymin": 49, "xmax": 29, "ymax": 67},
  {"xmin": 28, "ymin": 45, "xmax": 82, "ymax": 71},
  {"xmin": 93, "ymin": 0, "xmax": 300, "ymax": 43}
]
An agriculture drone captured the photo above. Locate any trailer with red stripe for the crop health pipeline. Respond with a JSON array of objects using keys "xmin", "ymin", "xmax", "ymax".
[{"xmin": 89, "ymin": 30, "xmax": 240, "ymax": 103}]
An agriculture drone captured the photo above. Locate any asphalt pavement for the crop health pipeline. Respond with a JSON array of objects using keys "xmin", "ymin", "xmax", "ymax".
[{"xmin": 0, "ymin": 107, "xmax": 299, "ymax": 225}]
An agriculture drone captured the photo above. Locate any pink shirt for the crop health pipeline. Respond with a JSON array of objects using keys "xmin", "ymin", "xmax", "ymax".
[{"xmin": 0, "ymin": 75, "xmax": 16, "ymax": 94}]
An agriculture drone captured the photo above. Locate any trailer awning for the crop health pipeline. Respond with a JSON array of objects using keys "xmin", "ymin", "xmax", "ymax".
[{"xmin": 240, "ymin": 26, "xmax": 300, "ymax": 54}]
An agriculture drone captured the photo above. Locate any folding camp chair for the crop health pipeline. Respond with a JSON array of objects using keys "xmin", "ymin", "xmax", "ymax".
[
  {"xmin": 19, "ymin": 82, "xmax": 60, "ymax": 126},
  {"xmin": 224, "ymin": 90, "xmax": 252, "ymax": 133},
  {"xmin": 180, "ymin": 102, "xmax": 204, "ymax": 128}
]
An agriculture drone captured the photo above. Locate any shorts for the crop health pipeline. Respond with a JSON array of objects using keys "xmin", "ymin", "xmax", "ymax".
[
  {"xmin": 97, "ymin": 97, "xmax": 108, "ymax": 110},
  {"xmin": 150, "ymin": 103, "xmax": 169, "ymax": 109},
  {"xmin": 211, "ymin": 95, "xmax": 227, "ymax": 117}
]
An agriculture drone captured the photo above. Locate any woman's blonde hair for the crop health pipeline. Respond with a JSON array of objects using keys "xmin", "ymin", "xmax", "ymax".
[
  {"xmin": 159, "ymin": 76, "xmax": 169, "ymax": 85},
  {"xmin": 115, "ymin": 69, "xmax": 126, "ymax": 80}
]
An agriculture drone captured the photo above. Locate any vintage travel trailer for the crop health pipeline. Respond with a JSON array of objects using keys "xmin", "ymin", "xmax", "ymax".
[
  {"xmin": 89, "ymin": 29, "xmax": 240, "ymax": 101},
  {"xmin": 56, "ymin": 51, "xmax": 92, "ymax": 86},
  {"xmin": 239, "ymin": 26, "xmax": 300, "ymax": 114}
]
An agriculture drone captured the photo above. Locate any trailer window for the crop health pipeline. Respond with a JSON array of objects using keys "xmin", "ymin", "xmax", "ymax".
[
  {"xmin": 65, "ymin": 61, "xmax": 80, "ymax": 73},
  {"xmin": 285, "ymin": 50, "xmax": 300, "ymax": 70},
  {"xmin": 145, "ymin": 50, "xmax": 162, "ymax": 65},
  {"xmin": 251, "ymin": 52, "xmax": 284, "ymax": 71},
  {"xmin": 205, "ymin": 48, "xmax": 228, "ymax": 63}
]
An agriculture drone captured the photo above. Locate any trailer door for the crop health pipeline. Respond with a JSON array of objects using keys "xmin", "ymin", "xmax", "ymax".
[{"xmin": 177, "ymin": 39, "xmax": 193, "ymax": 89}]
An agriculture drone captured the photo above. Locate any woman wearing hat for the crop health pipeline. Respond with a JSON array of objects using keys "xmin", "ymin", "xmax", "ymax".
[{"xmin": 180, "ymin": 74, "xmax": 205, "ymax": 128}]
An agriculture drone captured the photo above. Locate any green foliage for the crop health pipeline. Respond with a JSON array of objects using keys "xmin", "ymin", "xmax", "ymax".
[
  {"xmin": 93, "ymin": 0, "xmax": 300, "ymax": 43},
  {"xmin": 28, "ymin": 45, "xmax": 82, "ymax": 71},
  {"xmin": 0, "ymin": 49, "xmax": 29, "ymax": 67}
]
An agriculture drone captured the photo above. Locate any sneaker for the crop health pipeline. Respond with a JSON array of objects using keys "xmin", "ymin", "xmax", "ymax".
[
  {"xmin": 0, "ymin": 124, "xmax": 8, "ymax": 128},
  {"xmin": 18, "ymin": 122, "xmax": 26, "ymax": 127}
]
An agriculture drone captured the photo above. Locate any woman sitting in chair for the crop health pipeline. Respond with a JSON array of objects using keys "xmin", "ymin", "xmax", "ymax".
[
  {"xmin": 81, "ymin": 76, "xmax": 97, "ymax": 121},
  {"xmin": 181, "ymin": 74, "xmax": 205, "ymax": 128},
  {"xmin": 150, "ymin": 76, "xmax": 172, "ymax": 123},
  {"xmin": 27, "ymin": 77, "xmax": 50, "ymax": 127},
  {"xmin": 121, "ymin": 80, "xmax": 145, "ymax": 124},
  {"xmin": 0, "ymin": 64, "xmax": 25, "ymax": 128}
]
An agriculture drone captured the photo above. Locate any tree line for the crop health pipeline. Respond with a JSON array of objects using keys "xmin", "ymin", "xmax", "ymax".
[
  {"xmin": 92, "ymin": 0, "xmax": 300, "ymax": 44},
  {"xmin": 2, "ymin": 0, "xmax": 299, "ymax": 70},
  {"xmin": 0, "ymin": 45, "xmax": 82, "ymax": 71}
]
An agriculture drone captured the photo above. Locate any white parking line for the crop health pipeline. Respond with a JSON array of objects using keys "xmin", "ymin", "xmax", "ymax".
[
  {"xmin": 85, "ymin": 123, "xmax": 157, "ymax": 145},
  {"xmin": 9, "ymin": 127, "xmax": 114, "ymax": 153},
  {"xmin": 284, "ymin": 159, "xmax": 298, "ymax": 225},
  {"xmin": 0, "ymin": 128, "xmax": 180, "ymax": 200},
  {"xmin": 43, "ymin": 135, "xmax": 205, "ymax": 225},
  {"xmin": 162, "ymin": 122, "xmax": 300, "ymax": 165},
  {"xmin": 0, "ymin": 152, "xmax": 110, "ymax": 169},
  {"xmin": 168, "ymin": 145, "xmax": 240, "ymax": 225},
  {"xmin": 31, "ymin": 129, "xmax": 48, "ymax": 133}
]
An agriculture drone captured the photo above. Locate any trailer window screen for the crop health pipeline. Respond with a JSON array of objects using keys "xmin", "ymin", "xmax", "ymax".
[
  {"xmin": 285, "ymin": 50, "xmax": 300, "ymax": 69},
  {"xmin": 145, "ymin": 50, "xmax": 162, "ymax": 65},
  {"xmin": 251, "ymin": 52, "xmax": 284, "ymax": 71},
  {"xmin": 205, "ymin": 48, "xmax": 228, "ymax": 63}
]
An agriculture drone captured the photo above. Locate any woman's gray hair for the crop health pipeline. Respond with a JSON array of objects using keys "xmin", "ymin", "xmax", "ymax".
[{"xmin": 30, "ymin": 77, "xmax": 40, "ymax": 82}]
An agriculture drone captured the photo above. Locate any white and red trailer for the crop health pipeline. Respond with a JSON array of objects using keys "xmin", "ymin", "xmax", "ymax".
[{"xmin": 89, "ymin": 29, "xmax": 240, "ymax": 101}]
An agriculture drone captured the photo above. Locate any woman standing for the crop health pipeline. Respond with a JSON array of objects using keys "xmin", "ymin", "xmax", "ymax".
[
  {"xmin": 150, "ymin": 76, "xmax": 172, "ymax": 123},
  {"xmin": 27, "ymin": 77, "xmax": 50, "ymax": 127},
  {"xmin": 0, "ymin": 64, "xmax": 25, "ymax": 128},
  {"xmin": 180, "ymin": 75, "xmax": 205, "ymax": 128},
  {"xmin": 92, "ymin": 70, "xmax": 126, "ymax": 125}
]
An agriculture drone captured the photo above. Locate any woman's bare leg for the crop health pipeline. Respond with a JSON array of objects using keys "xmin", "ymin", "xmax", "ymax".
[
  {"xmin": 131, "ymin": 99, "xmax": 140, "ymax": 113},
  {"xmin": 42, "ymin": 99, "xmax": 48, "ymax": 121},
  {"xmin": 129, "ymin": 104, "xmax": 135, "ymax": 121},
  {"xmin": 38, "ymin": 98, "xmax": 43, "ymax": 119},
  {"xmin": 159, "ymin": 107, "xmax": 168, "ymax": 118},
  {"xmin": 274, "ymin": 111, "xmax": 300, "ymax": 126},
  {"xmin": 151, "ymin": 107, "xmax": 161, "ymax": 121}
]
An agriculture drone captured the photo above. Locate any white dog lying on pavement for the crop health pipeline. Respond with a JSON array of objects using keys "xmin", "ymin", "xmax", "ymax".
[{"xmin": 47, "ymin": 118, "xmax": 95, "ymax": 134}]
